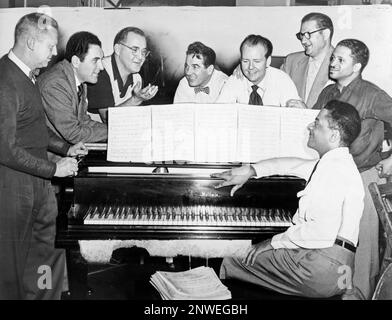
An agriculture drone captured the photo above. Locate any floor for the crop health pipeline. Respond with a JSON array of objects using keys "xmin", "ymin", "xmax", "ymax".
[{"xmin": 61, "ymin": 247, "xmax": 339, "ymax": 300}]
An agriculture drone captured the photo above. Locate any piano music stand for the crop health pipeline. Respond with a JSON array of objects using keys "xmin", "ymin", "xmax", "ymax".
[{"xmin": 368, "ymin": 182, "xmax": 392, "ymax": 276}]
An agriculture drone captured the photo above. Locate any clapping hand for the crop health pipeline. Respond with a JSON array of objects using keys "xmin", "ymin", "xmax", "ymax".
[{"xmin": 133, "ymin": 82, "xmax": 159, "ymax": 102}]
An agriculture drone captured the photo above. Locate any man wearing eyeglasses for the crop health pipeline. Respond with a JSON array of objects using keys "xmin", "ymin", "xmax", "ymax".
[
  {"xmin": 283, "ymin": 12, "xmax": 334, "ymax": 109},
  {"xmin": 87, "ymin": 27, "xmax": 158, "ymax": 123},
  {"xmin": 38, "ymin": 31, "xmax": 108, "ymax": 152}
]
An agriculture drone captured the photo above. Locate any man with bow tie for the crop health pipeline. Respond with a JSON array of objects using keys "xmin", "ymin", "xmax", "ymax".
[
  {"xmin": 173, "ymin": 41, "xmax": 228, "ymax": 104},
  {"xmin": 217, "ymin": 34, "xmax": 300, "ymax": 107}
]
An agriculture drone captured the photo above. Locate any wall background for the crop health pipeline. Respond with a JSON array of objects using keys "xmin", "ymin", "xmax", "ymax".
[{"xmin": 0, "ymin": 5, "xmax": 391, "ymax": 99}]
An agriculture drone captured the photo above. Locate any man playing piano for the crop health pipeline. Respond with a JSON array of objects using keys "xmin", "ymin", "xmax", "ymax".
[{"xmin": 214, "ymin": 100, "xmax": 364, "ymax": 298}]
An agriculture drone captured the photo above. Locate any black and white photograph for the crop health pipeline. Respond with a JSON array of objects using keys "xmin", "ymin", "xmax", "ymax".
[{"xmin": 0, "ymin": 0, "xmax": 392, "ymax": 310}]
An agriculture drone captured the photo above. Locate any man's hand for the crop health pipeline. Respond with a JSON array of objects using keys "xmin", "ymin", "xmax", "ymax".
[
  {"xmin": 67, "ymin": 142, "xmax": 88, "ymax": 157},
  {"xmin": 243, "ymin": 239, "xmax": 273, "ymax": 265},
  {"xmin": 129, "ymin": 82, "xmax": 159, "ymax": 105},
  {"xmin": 232, "ymin": 64, "xmax": 244, "ymax": 80},
  {"xmin": 54, "ymin": 157, "xmax": 78, "ymax": 177},
  {"xmin": 211, "ymin": 165, "xmax": 256, "ymax": 196},
  {"xmin": 286, "ymin": 99, "xmax": 307, "ymax": 109},
  {"xmin": 376, "ymin": 155, "xmax": 392, "ymax": 178}
]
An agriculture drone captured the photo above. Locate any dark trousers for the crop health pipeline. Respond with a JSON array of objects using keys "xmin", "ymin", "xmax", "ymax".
[{"xmin": 0, "ymin": 166, "xmax": 65, "ymax": 299}]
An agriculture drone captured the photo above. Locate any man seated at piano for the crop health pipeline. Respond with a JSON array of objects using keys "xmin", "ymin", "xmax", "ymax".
[
  {"xmin": 87, "ymin": 27, "xmax": 158, "ymax": 123},
  {"xmin": 213, "ymin": 99, "xmax": 364, "ymax": 298},
  {"xmin": 173, "ymin": 41, "xmax": 228, "ymax": 104},
  {"xmin": 216, "ymin": 34, "xmax": 300, "ymax": 106}
]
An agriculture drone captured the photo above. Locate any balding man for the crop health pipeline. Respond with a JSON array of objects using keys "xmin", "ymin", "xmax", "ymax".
[{"xmin": 0, "ymin": 13, "xmax": 86, "ymax": 299}]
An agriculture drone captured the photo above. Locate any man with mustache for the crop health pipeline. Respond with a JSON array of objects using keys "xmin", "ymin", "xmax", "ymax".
[
  {"xmin": 217, "ymin": 34, "xmax": 300, "ymax": 106},
  {"xmin": 214, "ymin": 100, "xmax": 364, "ymax": 298},
  {"xmin": 38, "ymin": 31, "xmax": 108, "ymax": 150},
  {"xmin": 0, "ymin": 13, "xmax": 87, "ymax": 299},
  {"xmin": 283, "ymin": 12, "xmax": 334, "ymax": 109},
  {"xmin": 312, "ymin": 39, "xmax": 392, "ymax": 300},
  {"xmin": 174, "ymin": 41, "xmax": 228, "ymax": 104},
  {"xmin": 87, "ymin": 27, "xmax": 158, "ymax": 123}
]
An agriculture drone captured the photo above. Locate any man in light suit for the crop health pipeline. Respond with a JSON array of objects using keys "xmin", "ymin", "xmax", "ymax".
[{"xmin": 283, "ymin": 12, "xmax": 334, "ymax": 109}]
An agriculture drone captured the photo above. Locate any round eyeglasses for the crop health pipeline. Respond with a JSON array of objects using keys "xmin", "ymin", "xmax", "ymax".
[
  {"xmin": 119, "ymin": 42, "xmax": 150, "ymax": 58},
  {"xmin": 296, "ymin": 27, "xmax": 328, "ymax": 41}
]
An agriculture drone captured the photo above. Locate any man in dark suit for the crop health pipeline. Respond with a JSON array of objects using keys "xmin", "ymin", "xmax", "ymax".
[
  {"xmin": 283, "ymin": 12, "xmax": 334, "ymax": 109},
  {"xmin": 0, "ymin": 13, "xmax": 86, "ymax": 299}
]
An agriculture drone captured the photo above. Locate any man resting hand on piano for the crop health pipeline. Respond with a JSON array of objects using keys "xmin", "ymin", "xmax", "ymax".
[{"xmin": 212, "ymin": 100, "xmax": 365, "ymax": 298}]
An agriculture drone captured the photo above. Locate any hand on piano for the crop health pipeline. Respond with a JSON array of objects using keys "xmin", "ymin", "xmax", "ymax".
[
  {"xmin": 242, "ymin": 239, "xmax": 273, "ymax": 266},
  {"xmin": 286, "ymin": 99, "xmax": 307, "ymax": 109},
  {"xmin": 67, "ymin": 141, "xmax": 89, "ymax": 157},
  {"xmin": 211, "ymin": 165, "xmax": 256, "ymax": 197}
]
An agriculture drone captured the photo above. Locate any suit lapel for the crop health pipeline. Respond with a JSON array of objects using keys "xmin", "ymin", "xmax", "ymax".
[
  {"xmin": 294, "ymin": 55, "xmax": 309, "ymax": 102},
  {"xmin": 307, "ymin": 46, "xmax": 334, "ymax": 108}
]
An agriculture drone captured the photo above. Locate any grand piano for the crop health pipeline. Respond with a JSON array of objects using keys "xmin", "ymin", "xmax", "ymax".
[{"xmin": 56, "ymin": 149, "xmax": 306, "ymax": 298}]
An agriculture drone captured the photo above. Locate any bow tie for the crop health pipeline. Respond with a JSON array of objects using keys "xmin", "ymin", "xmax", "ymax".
[{"xmin": 194, "ymin": 86, "xmax": 210, "ymax": 95}]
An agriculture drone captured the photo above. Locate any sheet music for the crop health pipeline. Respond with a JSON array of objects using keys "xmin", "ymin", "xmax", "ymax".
[
  {"xmin": 107, "ymin": 107, "xmax": 152, "ymax": 162},
  {"xmin": 237, "ymin": 105, "xmax": 281, "ymax": 162},
  {"xmin": 107, "ymin": 103, "xmax": 320, "ymax": 163},
  {"xmin": 194, "ymin": 104, "xmax": 238, "ymax": 163},
  {"xmin": 151, "ymin": 104, "xmax": 194, "ymax": 161},
  {"xmin": 280, "ymin": 108, "xmax": 319, "ymax": 159}
]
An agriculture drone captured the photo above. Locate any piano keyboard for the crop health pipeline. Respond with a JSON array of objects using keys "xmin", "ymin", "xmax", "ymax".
[{"xmin": 83, "ymin": 205, "xmax": 293, "ymax": 227}]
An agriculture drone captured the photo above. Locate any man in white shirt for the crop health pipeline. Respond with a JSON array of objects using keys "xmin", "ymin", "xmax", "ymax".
[
  {"xmin": 87, "ymin": 27, "xmax": 158, "ymax": 123},
  {"xmin": 217, "ymin": 34, "xmax": 300, "ymax": 106},
  {"xmin": 213, "ymin": 100, "xmax": 364, "ymax": 298},
  {"xmin": 283, "ymin": 12, "xmax": 335, "ymax": 109},
  {"xmin": 173, "ymin": 41, "xmax": 228, "ymax": 104}
]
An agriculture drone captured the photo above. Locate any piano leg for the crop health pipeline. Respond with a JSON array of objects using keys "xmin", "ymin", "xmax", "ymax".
[{"xmin": 65, "ymin": 246, "xmax": 89, "ymax": 299}]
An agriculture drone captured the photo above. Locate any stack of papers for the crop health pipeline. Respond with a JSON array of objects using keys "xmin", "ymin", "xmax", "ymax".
[{"xmin": 150, "ymin": 266, "xmax": 231, "ymax": 300}]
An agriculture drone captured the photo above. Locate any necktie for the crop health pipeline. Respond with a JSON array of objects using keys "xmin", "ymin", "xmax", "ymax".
[
  {"xmin": 194, "ymin": 86, "xmax": 210, "ymax": 95},
  {"xmin": 28, "ymin": 70, "xmax": 37, "ymax": 84},
  {"xmin": 249, "ymin": 85, "xmax": 263, "ymax": 105},
  {"xmin": 77, "ymin": 84, "xmax": 84, "ymax": 104},
  {"xmin": 306, "ymin": 160, "xmax": 320, "ymax": 186}
]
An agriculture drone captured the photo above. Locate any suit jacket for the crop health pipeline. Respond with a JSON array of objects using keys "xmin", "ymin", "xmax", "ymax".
[
  {"xmin": 38, "ymin": 59, "xmax": 107, "ymax": 146},
  {"xmin": 281, "ymin": 46, "xmax": 334, "ymax": 108}
]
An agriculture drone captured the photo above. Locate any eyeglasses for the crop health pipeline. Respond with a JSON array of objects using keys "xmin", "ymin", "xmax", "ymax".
[
  {"xmin": 296, "ymin": 27, "xmax": 328, "ymax": 41},
  {"xmin": 119, "ymin": 42, "xmax": 150, "ymax": 58}
]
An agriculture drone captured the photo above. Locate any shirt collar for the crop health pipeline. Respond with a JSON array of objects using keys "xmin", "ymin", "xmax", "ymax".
[
  {"xmin": 74, "ymin": 73, "xmax": 81, "ymax": 89},
  {"xmin": 112, "ymin": 54, "xmax": 134, "ymax": 98},
  {"xmin": 8, "ymin": 49, "xmax": 32, "ymax": 79},
  {"xmin": 337, "ymin": 75, "xmax": 362, "ymax": 94}
]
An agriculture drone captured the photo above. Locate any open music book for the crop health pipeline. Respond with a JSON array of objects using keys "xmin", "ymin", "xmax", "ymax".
[{"xmin": 107, "ymin": 103, "xmax": 319, "ymax": 163}]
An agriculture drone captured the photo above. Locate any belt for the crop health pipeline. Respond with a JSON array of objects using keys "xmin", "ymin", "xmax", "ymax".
[{"xmin": 334, "ymin": 239, "xmax": 356, "ymax": 253}]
